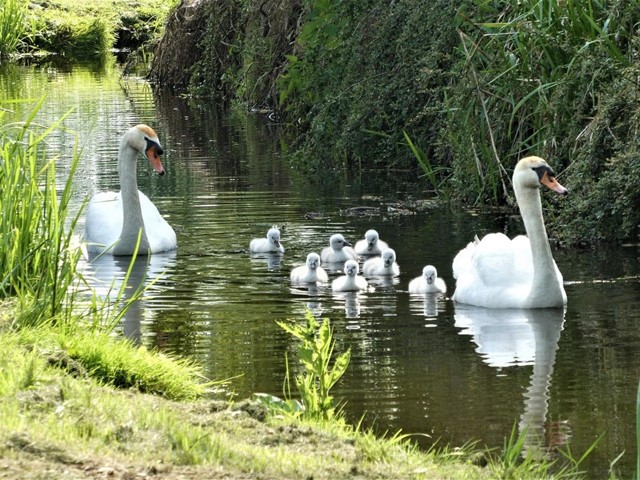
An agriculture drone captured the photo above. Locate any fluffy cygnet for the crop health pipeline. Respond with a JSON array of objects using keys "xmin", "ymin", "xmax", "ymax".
[
  {"xmin": 408, "ymin": 265, "xmax": 447, "ymax": 294},
  {"xmin": 290, "ymin": 252, "xmax": 329, "ymax": 284},
  {"xmin": 354, "ymin": 229, "xmax": 389, "ymax": 256},
  {"xmin": 321, "ymin": 233, "xmax": 357, "ymax": 264},
  {"xmin": 362, "ymin": 248, "xmax": 400, "ymax": 277},
  {"xmin": 250, "ymin": 227, "xmax": 284, "ymax": 253},
  {"xmin": 331, "ymin": 259, "xmax": 368, "ymax": 292}
]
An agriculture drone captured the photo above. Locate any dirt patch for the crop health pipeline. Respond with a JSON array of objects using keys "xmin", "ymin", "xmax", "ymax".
[{"xmin": 148, "ymin": 0, "xmax": 208, "ymax": 90}]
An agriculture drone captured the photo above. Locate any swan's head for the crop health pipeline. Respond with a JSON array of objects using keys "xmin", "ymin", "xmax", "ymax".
[
  {"xmin": 343, "ymin": 259, "xmax": 359, "ymax": 277},
  {"xmin": 514, "ymin": 156, "xmax": 567, "ymax": 195},
  {"xmin": 306, "ymin": 252, "xmax": 320, "ymax": 270},
  {"xmin": 330, "ymin": 234, "xmax": 350, "ymax": 250},
  {"xmin": 381, "ymin": 248, "xmax": 396, "ymax": 268},
  {"xmin": 267, "ymin": 227, "xmax": 281, "ymax": 248},
  {"xmin": 422, "ymin": 265, "xmax": 437, "ymax": 285},
  {"xmin": 364, "ymin": 229, "xmax": 379, "ymax": 251},
  {"xmin": 127, "ymin": 124, "xmax": 165, "ymax": 176}
]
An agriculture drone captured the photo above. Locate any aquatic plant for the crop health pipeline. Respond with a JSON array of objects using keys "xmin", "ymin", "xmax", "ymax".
[
  {"xmin": 276, "ymin": 312, "xmax": 350, "ymax": 422},
  {"xmin": 0, "ymin": 99, "xmax": 81, "ymax": 326}
]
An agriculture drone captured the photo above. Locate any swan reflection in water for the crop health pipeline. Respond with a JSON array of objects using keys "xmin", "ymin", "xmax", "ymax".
[
  {"xmin": 289, "ymin": 283, "xmax": 326, "ymax": 318},
  {"xmin": 80, "ymin": 250, "xmax": 177, "ymax": 344},
  {"xmin": 249, "ymin": 252, "xmax": 283, "ymax": 271},
  {"xmin": 454, "ymin": 306, "xmax": 566, "ymax": 459},
  {"xmin": 409, "ymin": 292, "xmax": 447, "ymax": 319},
  {"xmin": 333, "ymin": 291, "xmax": 363, "ymax": 319}
]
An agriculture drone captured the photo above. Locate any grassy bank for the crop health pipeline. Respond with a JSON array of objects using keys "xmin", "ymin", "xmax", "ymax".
[
  {"xmin": 1, "ymin": 310, "xmax": 601, "ymax": 480},
  {"xmin": 3, "ymin": 0, "xmax": 176, "ymax": 61},
  {"xmin": 0, "ymin": 315, "xmax": 486, "ymax": 480}
]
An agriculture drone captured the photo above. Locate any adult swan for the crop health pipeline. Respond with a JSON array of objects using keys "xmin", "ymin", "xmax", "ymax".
[
  {"xmin": 84, "ymin": 125, "xmax": 177, "ymax": 255},
  {"xmin": 452, "ymin": 156, "xmax": 568, "ymax": 309}
]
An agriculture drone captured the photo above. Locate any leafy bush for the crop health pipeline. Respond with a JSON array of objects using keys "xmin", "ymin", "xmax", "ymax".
[{"xmin": 177, "ymin": 0, "xmax": 640, "ymax": 244}]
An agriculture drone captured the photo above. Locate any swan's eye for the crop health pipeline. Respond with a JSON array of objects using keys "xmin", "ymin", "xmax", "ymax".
[
  {"xmin": 145, "ymin": 137, "xmax": 164, "ymax": 156},
  {"xmin": 532, "ymin": 165, "xmax": 554, "ymax": 181}
]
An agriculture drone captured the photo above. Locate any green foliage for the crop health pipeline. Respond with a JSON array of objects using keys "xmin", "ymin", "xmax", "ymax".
[
  {"xmin": 23, "ymin": 0, "xmax": 175, "ymax": 60},
  {"xmin": 281, "ymin": 0, "xmax": 460, "ymax": 178},
  {"xmin": 403, "ymin": 130, "xmax": 451, "ymax": 195},
  {"xmin": 33, "ymin": 11, "xmax": 114, "ymax": 59},
  {"xmin": 276, "ymin": 312, "xmax": 350, "ymax": 422},
  {"xmin": 0, "ymin": 99, "xmax": 82, "ymax": 326},
  {"xmin": 191, "ymin": 0, "xmax": 300, "ymax": 107},
  {"xmin": 449, "ymin": 0, "xmax": 640, "ymax": 206},
  {"xmin": 0, "ymin": 0, "xmax": 32, "ymax": 58},
  {"xmin": 179, "ymin": 0, "xmax": 640, "ymax": 243}
]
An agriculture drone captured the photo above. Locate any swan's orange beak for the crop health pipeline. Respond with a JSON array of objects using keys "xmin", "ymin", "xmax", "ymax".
[
  {"xmin": 540, "ymin": 171, "xmax": 568, "ymax": 195},
  {"xmin": 146, "ymin": 146, "xmax": 165, "ymax": 176}
]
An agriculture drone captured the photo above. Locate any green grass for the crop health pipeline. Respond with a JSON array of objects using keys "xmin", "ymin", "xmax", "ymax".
[
  {"xmin": 0, "ymin": 0, "xmax": 31, "ymax": 57},
  {"xmin": 25, "ymin": 0, "xmax": 177, "ymax": 60},
  {"xmin": 0, "ymin": 99, "xmax": 81, "ymax": 327}
]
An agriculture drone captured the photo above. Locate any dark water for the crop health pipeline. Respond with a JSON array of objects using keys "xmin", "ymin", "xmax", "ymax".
[{"xmin": 2, "ymin": 60, "xmax": 640, "ymax": 478}]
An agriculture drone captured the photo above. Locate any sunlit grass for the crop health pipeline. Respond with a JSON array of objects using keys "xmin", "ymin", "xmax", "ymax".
[
  {"xmin": 0, "ymin": 0, "xmax": 31, "ymax": 58},
  {"xmin": 0, "ymin": 99, "xmax": 81, "ymax": 327}
]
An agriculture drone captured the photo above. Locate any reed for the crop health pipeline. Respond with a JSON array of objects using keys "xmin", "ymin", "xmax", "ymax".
[
  {"xmin": 450, "ymin": 0, "xmax": 633, "ymax": 204},
  {"xmin": 0, "ymin": 100, "xmax": 82, "ymax": 327},
  {"xmin": 0, "ymin": 0, "xmax": 30, "ymax": 58}
]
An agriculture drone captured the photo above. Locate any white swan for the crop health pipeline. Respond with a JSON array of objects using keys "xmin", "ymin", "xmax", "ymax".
[
  {"xmin": 290, "ymin": 252, "xmax": 328, "ymax": 284},
  {"xmin": 321, "ymin": 234, "xmax": 357, "ymax": 264},
  {"xmin": 84, "ymin": 125, "xmax": 177, "ymax": 255},
  {"xmin": 250, "ymin": 227, "xmax": 285, "ymax": 253},
  {"xmin": 452, "ymin": 156, "xmax": 568, "ymax": 309},
  {"xmin": 332, "ymin": 259, "xmax": 368, "ymax": 292},
  {"xmin": 362, "ymin": 248, "xmax": 400, "ymax": 277},
  {"xmin": 354, "ymin": 229, "xmax": 389, "ymax": 256},
  {"xmin": 409, "ymin": 265, "xmax": 446, "ymax": 294}
]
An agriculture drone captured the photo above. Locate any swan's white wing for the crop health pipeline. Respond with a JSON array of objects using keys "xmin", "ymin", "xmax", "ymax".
[
  {"xmin": 472, "ymin": 233, "xmax": 521, "ymax": 286},
  {"xmin": 84, "ymin": 191, "xmax": 122, "ymax": 253},
  {"xmin": 452, "ymin": 233, "xmax": 534, "ymax": 308},
  {"xmin": 138, "ymin": 192, "xmax": 177, "ymax": 254},
  {"xmin": 85, "ymin": 191, "xmax": 176, "ymax": 254}
]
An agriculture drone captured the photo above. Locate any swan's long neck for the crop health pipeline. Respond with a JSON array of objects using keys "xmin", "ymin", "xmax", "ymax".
[
  {"xmin": 515, "ymin": 185, "xmax": 563, "ymax": 307},
  {"xmin": 112, "ymin": 140, "xmax": 150, "ymax": 255}
]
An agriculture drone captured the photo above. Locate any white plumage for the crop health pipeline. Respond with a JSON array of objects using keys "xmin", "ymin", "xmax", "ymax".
[
  {"xmin": 332, "ymin": 259, "xmax": 368, "ymax": 292},
  {"xmin": 408, "ymin": 265, "xmax": 446, "ymax": 294},
  {"xmin": 290, "ymin": 252, "xmax": 328, "ymax": 284},
  {"xmin": 250, "ymin": 227, "xmax": 285, "ymax": 253},
  {"xmin": 354, "ymin": 229, "xmax": 389, "ymax": 256},
  {"xmin": 452, "ymin": 156, "xmax": 568, "ymax": 308},
  {"xmin": 321, "ymin": 233, "xmax": 357, "ymax": 264},
  {"xmin": 84, "ymin": 124, "xmax": 176, "ymax": 255},
  {"xmin": 362, "ymin": 248, "xmax": 400, "ymax": 277}
]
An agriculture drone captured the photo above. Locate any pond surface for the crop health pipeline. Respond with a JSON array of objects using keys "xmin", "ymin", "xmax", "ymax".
[{"xmin": 3, "ymin": 60, "xmax": 640, "ymax": 478}]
